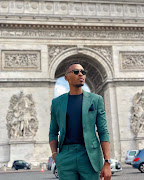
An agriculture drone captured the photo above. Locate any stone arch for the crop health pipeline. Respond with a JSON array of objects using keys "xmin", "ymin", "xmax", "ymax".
[{"xmin": 49, "ymin": 46, "xmax": 113, "ymax": 92}]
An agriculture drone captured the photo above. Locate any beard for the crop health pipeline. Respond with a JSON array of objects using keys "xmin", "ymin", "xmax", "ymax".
[{"xmin": 75, "ymin": 84, "xmax": 84, "ymax": 87}]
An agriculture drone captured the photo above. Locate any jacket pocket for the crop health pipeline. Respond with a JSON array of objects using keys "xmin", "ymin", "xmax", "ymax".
[
  {"xmin": 88, "ymin": 110, "xmax": 97, "ymax": 119},
  {"xmin": 88, "ymin": 110, "xmax": 97, "ymax": 113}
]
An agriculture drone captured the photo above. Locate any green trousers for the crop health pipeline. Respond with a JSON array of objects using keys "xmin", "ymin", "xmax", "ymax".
[{"xmin": 55, "ymin": 144, "xmax": 99, "ymax": 180}]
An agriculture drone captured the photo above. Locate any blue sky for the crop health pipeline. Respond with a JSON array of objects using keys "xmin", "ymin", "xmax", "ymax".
[{"xmin": 54, "ymin": 76, "xmax": 90, "ymax": 97}]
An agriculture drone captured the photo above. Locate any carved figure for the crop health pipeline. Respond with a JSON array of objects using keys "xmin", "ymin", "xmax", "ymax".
[
  {"xmin": 122, "ymin": 53, "xmax": 144, "ymax": 69},
  {"xmin": 131, "ymin": 90, "xmax": 144, "ymax": 135},
  {"xmin": 7, "ymin": 92, "xmax": 38, "ymax": 138},
  {"xmin": 5, "ymin": 53, "xmax": 38, "ymax": 67},
  {"xmin": 93, "ymin": 47, "xmax": 112, "ymax": 65},
  {"xmin": 2, "ymin": 51, "xmax": 41, "ymax": 71},
  {"xmin": 49, "ymin": 46, "xmax": 72, "ymax": 63}
]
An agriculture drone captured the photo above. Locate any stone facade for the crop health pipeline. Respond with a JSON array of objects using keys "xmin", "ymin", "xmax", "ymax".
[{"xmin": 0, "ymin": 0, "xmax": 144, "ymax": 166}]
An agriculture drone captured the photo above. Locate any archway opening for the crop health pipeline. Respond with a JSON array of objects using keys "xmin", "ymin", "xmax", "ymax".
[
  {"xmin": 55, "ymin": 54, "xmax": 108, "ymax": 94},
  {"xmin": 54, "ymin": 76, "xmax": 90, "ymax": 98}
]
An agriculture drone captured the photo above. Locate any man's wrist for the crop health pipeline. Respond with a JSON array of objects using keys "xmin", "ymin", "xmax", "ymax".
[
  {"xmin": 104, "ymin": 159, "xmax": 112, "ymax": 164},
  {"xmin": 52, "ymin": 152, "xmax": 58, "ymax": 160},
  {"xmin": 104, "ymin": 162, "xmax": 111, "ymax": 166},
  {"xmin": 52, "ymin": 152, "xmax": 57, "ymax": 156}
]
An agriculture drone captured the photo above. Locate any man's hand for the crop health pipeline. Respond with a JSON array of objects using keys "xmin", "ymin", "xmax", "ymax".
[
  {"xmin": 50, "ymin": 140, "xmax": 58, "ymax": 160},
  {"xmin": 100, "ymin": 163, "xmax": 111, "ymax": 180},
  {"xmin": 52, "ymin": 153, "xmax": 58, "ymax": 160}
]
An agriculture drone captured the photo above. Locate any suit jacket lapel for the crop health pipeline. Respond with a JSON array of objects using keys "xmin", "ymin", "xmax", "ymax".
[
  {"xmin": 58, "ymin": 93, "xmax": 68, "ymax": 150},
  {"xmin": 82, "ymin": 90, "xmax": 92, "ymax": 126},
  {"xmin": 60, "ymin": 93, "xmax": 69, "ymax": 134}
]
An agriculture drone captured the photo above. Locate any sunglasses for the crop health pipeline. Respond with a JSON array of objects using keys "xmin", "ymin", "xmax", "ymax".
[{"xmin": 66, "ymin": 69, "xmax": 87, "ymax": 75}]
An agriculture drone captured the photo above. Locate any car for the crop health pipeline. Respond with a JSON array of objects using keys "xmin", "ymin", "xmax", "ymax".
[
  {"xmin": 110, "ymin": 159, "xmax": 122, "ymax": 174},
  {"xmin": 47, "ymin": 156, "xmax": 53, "ymax": 170},
  {"xmin": 125, "ymin": 150, "xmax": 139, "ymax": 165},
  {"xmin": 51, "ymin": 158, "xmax": 122, "ymax": 178},
  {"xmin": 132, "ymin": 149, "xmax": 144, "ymax": 173},
  {"xmin": 51, "ymin": 160, "xmax": 58, "ymax": 178},
  {"xmin": 12, "ymin": 160, "xmax": 31, "ymax": 170}
]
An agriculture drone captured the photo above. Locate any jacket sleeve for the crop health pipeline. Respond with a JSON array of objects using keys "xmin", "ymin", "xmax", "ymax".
[
  {"xmin": 49, "ymin": 99, "xmax": 59, "ymax": 143},
  {"xmin": 96, "ymin": 95, "xmax": 110, "ymax": 143}
]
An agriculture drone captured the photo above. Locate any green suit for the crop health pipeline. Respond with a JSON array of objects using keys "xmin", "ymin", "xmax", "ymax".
[{"xmin": 49, "ymin": 90, "xmax": 110, "ymax": 173}]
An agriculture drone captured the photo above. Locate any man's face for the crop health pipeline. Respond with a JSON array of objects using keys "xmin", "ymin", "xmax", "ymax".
[{"xmin": 65, "ymin": 64, "xmax": 86, "ymax": 88}]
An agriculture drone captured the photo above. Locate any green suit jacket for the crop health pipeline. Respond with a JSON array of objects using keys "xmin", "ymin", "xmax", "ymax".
[{"xmin": 49, "ymin": 90, "xmax": 110, "ymax": 172}]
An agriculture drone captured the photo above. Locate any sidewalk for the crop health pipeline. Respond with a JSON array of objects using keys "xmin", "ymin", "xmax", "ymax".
[{"xmin": 0, "ymin": 166, "xmax": 44, "ymax": 174}]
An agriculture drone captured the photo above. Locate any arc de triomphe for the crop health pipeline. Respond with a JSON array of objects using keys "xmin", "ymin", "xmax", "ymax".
[{"xmin": 0, "ymin": 0, "xmax": 144, "ymax": 166}]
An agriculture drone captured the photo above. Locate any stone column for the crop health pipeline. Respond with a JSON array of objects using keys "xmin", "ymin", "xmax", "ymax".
[
  {"xmin": 48, "ymin": 80, "xmax": 56, "ymax": 118},
  {"xmin": 8, "ymin": 138, "xmax": 36, "ymax": 167},
  {"xmin": 103, "ymin": 83, "xmax": 121, "ymax": 160},
  {"xmin": 135, "ymin": 133, "xmax": 144, "ymax": 150},
  {"xmin": 48, "ymin": 81, "xmax": 56, "ymax": 104}
]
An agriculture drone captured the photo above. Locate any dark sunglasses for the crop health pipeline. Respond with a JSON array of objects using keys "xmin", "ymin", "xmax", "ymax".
[{"xmin": 66, "ymin": 69, "xmax": 87, "ymax": 75}]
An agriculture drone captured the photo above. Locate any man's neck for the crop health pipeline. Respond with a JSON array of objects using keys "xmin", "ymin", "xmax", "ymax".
[{"xmin": 69, "ymin": 87, "xmax": 83, "ymax": 95}]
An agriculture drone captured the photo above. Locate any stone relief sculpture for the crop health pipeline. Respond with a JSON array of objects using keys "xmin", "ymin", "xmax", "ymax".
[
  {"xmin": 93, "ymin": 46, "xmax": 112, "ymax": 66},
  {"xmin": 5, "ymin": 54, "xmax": 37, "ymax": 67},
  {"xmin": 7, "ymin": 92, "xmax": 38, "ymax": 138},
  {"xmin": 48, "ymin": 46, "xmax": 75, "ymax": 64},
  {"xmin": 2, "ymin": 51, "xmax": 41, "ymax": 71},
  {"xmin": 1, "ymin": 28, "xmax": 144, "ymax": 41},
  {"xmin": 48, "ymin": 45, "xmax": 112, "ymax": 67},
  {"xmin": 131, "ymin": 90, "xmax": 144, "ymax": 135},
  {"xmin": 121, "ymin": 52, "xmax": 144, "ymax": 70}
]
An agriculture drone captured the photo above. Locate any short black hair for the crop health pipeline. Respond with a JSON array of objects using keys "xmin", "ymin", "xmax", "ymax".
[{"xmin": 65, "ymin": 62, "xmax": 81, "ymax": 73}]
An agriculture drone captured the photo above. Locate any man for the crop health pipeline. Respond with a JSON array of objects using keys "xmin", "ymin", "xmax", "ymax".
[{"xmin": 49, "ymin": 63, "xmax": 111, "ymax": 180}]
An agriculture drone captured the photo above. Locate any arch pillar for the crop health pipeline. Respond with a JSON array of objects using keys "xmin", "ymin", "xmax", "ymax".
[{"xmin": 102, "ymin": 84, "xmax": 121, "ymax": 160}]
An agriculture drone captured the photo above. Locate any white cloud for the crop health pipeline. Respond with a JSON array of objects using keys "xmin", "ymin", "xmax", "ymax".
[
  {"xmin": 55, "ymin": 84, "xmax": 69, "ymax": 98},
  {"xmin": 54, "ymin": 76, "xmax": 90, "ymax": 98},
  {"xmin": 82, "ymin": 85, "xmax": 90, "ymax": 92}
]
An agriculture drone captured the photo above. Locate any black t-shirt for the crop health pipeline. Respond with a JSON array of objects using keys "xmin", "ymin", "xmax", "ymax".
[{"xmin": 63, "ymin": 93, "xmax": 85, "ymax": 145}]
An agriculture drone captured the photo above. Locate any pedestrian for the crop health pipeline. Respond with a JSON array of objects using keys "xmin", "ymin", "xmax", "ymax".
[{"xmin": 49, "ymin": 63, "xmax": 111, "ymax": 180}]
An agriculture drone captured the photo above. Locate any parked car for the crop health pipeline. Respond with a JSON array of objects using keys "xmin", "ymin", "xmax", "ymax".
[
  {"xmin": 51, "ymin": 160, "xmax": 58, "ymax": 178},
  {"xmin": 47, "ymin": 156, "xmax": 53, "ymax": 170},
  {"xmin": 110, "ymin": 159, "xmax": 122, "ymax": 174},
  {"xmin": 125, "ymin": 150, "xmax": 139, "ymax": 165},
  {"xmin": 12, "ymin": 160, "xmax": 31, "ymax": 170},
  {"xmin": 132, "ymin": 149, "xmax": 144, "ymax": 173},
  {"xmin": 51, "ymin": 158, "xmax": 122, "ymax": 178}
]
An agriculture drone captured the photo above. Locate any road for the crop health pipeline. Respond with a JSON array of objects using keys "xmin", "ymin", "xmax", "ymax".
[
  {"xmin": 0, "ymin": 165, "xmax": 143, "ymax": 180},
  {"xmin": 111, "ymin": 165, "xmax": 144, "ymax": 180}
]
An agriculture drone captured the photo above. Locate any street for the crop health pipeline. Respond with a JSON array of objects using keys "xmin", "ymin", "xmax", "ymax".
[{"xmin": 0, "ymin": 165, "xmax": 143, "ymax": 180}]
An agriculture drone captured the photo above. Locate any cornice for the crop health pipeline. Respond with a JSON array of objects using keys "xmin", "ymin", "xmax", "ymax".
[
  {"xmin": 0, "ymin": 16, "xmax": 144, "ymax": 25},
  {"xmin": 0, "ymin": 23, "xmax": 144, "ymax": 31},
  {"xmin": 2, "ymin": 0, "xmax": 144, "ymax": 5},
  {"xmin": 0, "ymin": 0, "xmax": 144, "ymax": 23},
  {"xmin": 1, "ymin": 23, "xmax": 144, "ymax": 41},
  {"xmin": 0, "ymin": 78, "xmax": 56, "ymax": 82}
]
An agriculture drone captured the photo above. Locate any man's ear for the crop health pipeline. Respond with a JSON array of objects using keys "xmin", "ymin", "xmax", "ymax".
[{"xmin": 65, "ymin": 75, "xmax": 68, "ymax": 81}]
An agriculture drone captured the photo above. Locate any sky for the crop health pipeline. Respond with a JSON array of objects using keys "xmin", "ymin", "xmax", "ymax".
[{"xmin": 54, "ymin": 76, "xmax": 90, "ymax": 97}]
